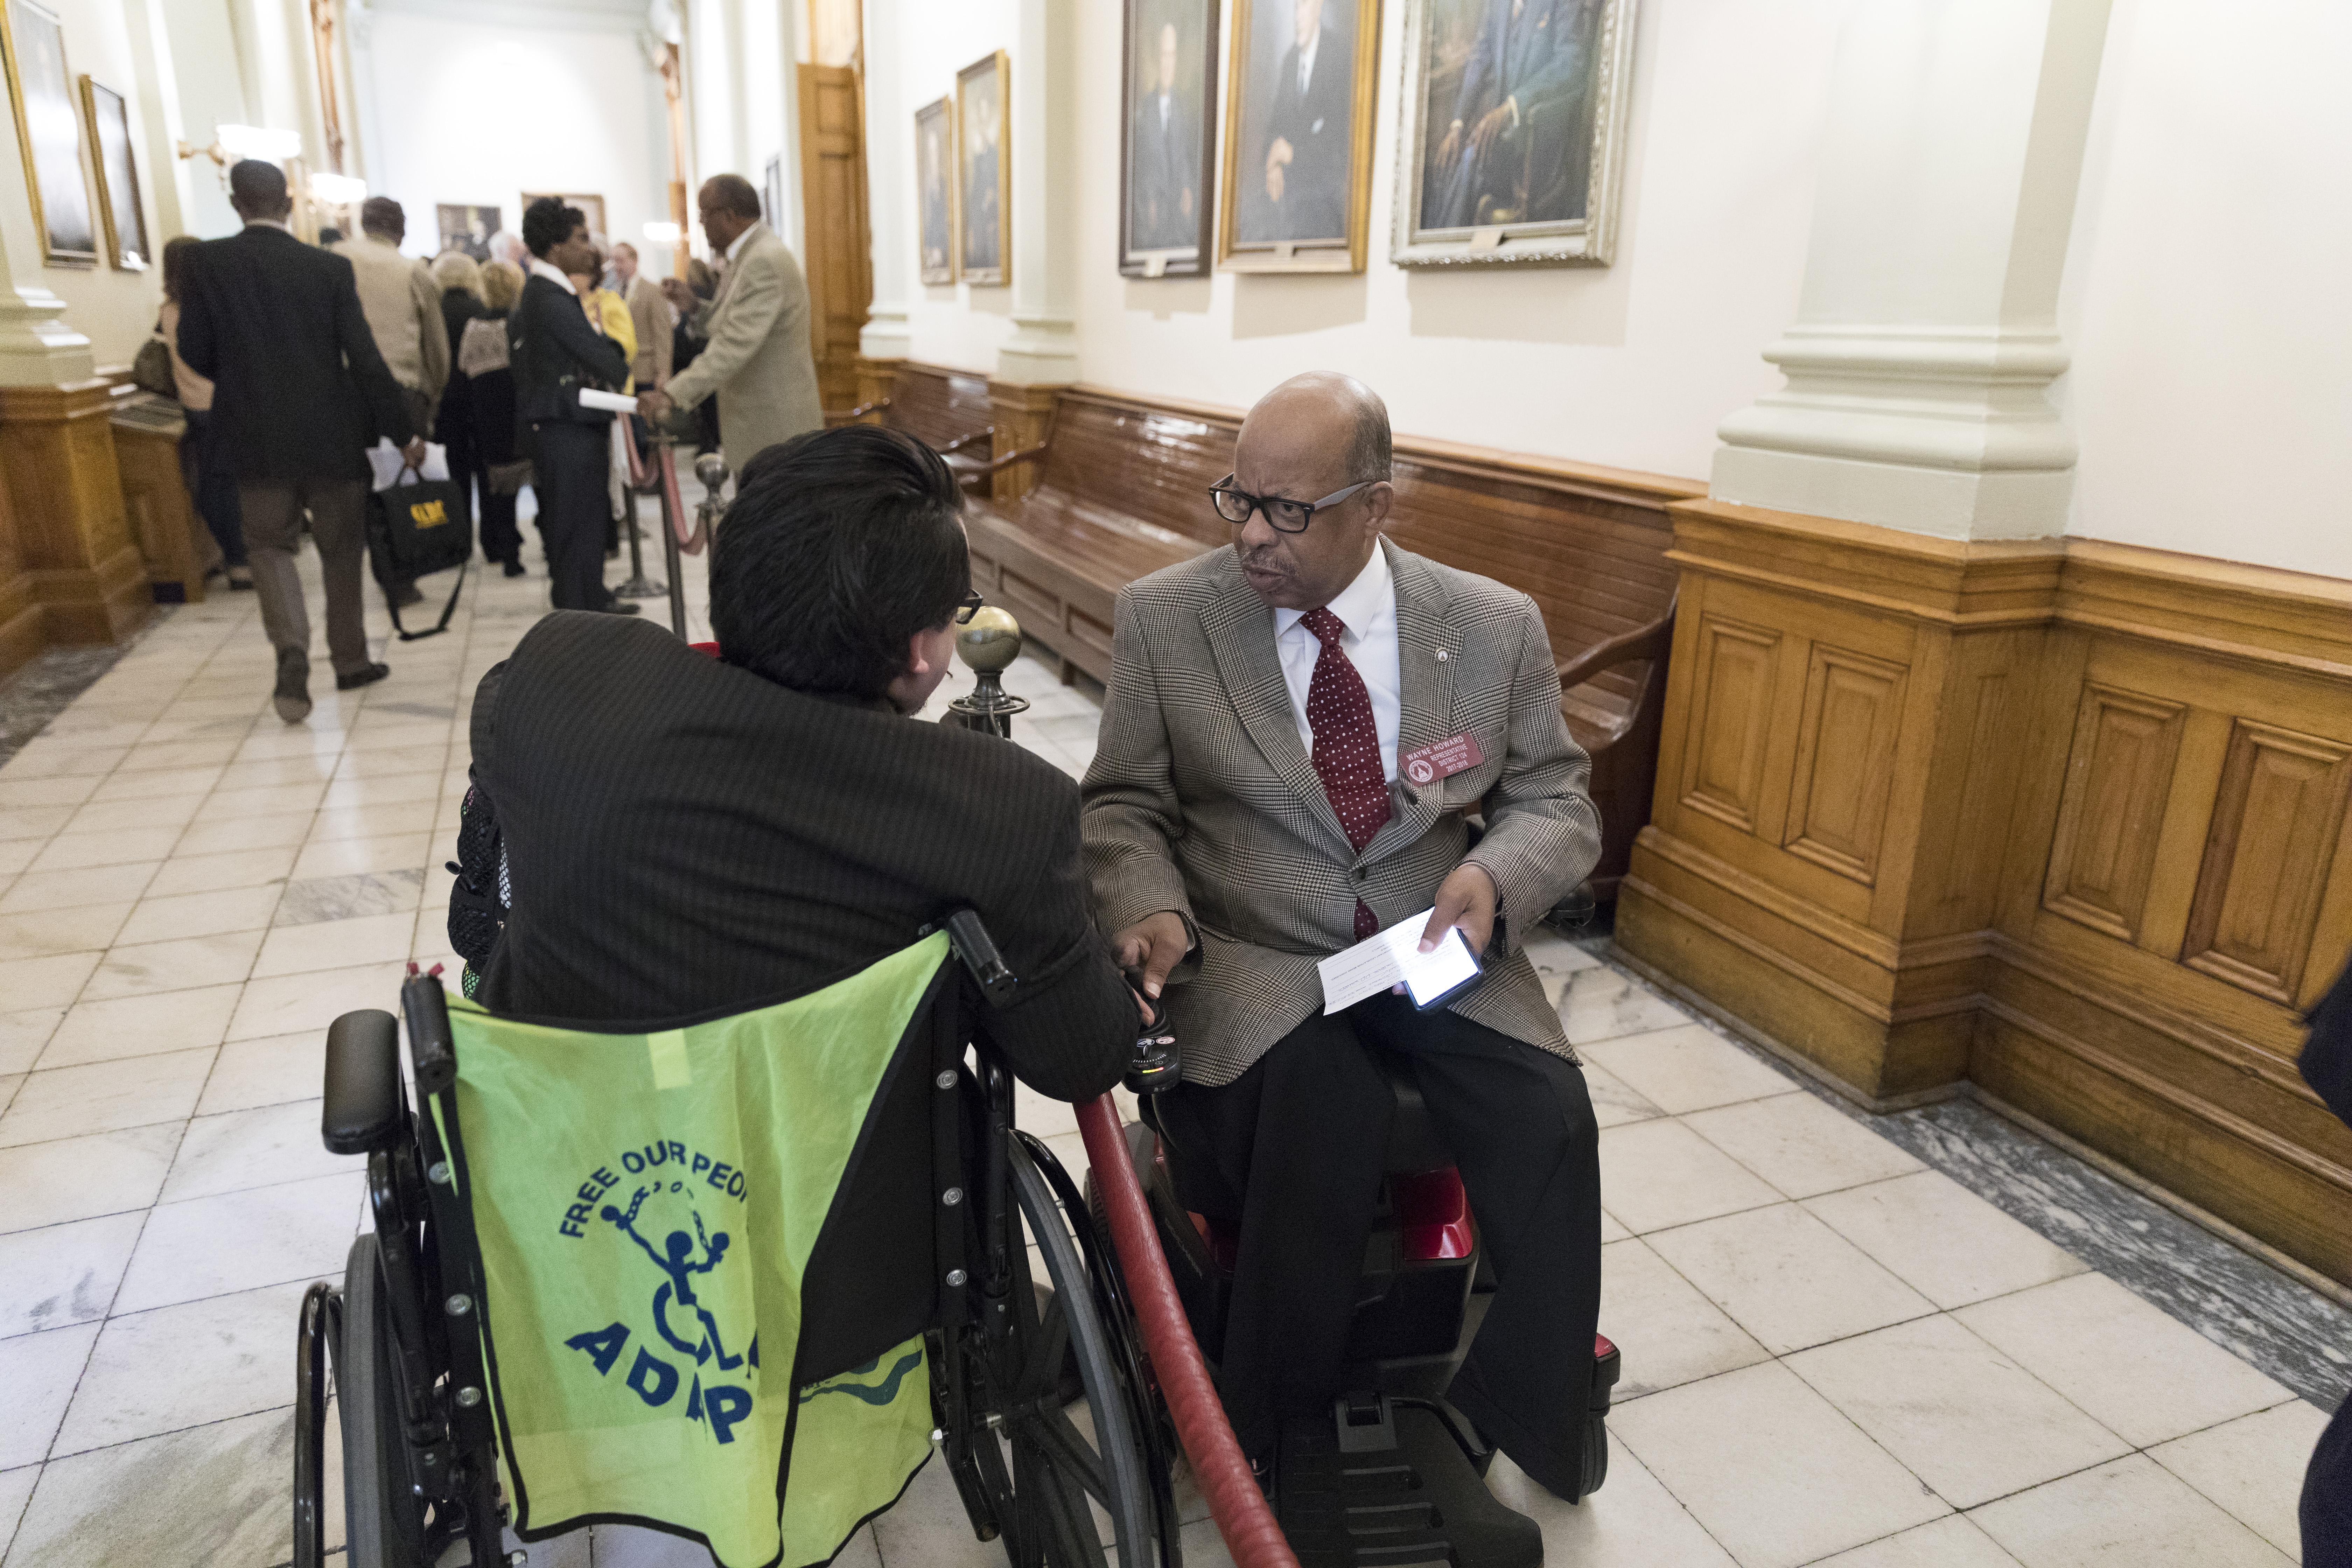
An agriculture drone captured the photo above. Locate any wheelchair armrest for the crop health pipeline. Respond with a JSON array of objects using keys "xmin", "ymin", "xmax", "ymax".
[{"xmin": 322, "ymin": 1009, "xmax": 405, "ymax": 1156}]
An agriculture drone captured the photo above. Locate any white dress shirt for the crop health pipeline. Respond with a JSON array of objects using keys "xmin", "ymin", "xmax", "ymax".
[
  {"xmin": 1274, "ymin": 545, "xmax": 1402, "ymax": 783},
  {"xmin": 1295, "ymin": 27, "xmax": 1321, "ymax": 96}
]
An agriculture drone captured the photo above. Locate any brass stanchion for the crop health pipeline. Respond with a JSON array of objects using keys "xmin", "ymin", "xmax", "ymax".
[{"xmin": 945, "ymin": 607, "xmax": 1031, "ymax": 739}]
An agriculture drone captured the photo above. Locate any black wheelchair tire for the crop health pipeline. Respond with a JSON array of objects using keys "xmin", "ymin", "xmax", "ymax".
[
  {"xmin": 1006, "ymin": 1139, "xmax": 1160, "ymax": 1568},
  {"xmin": 340, "ymin": 1234, "xmax": 429, "ymax": 1568}
]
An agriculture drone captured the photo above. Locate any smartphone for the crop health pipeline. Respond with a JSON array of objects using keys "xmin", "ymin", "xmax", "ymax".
[{"xmin": 1402, "ymin": 925, "xmax": 1484, "ymax": 1011}]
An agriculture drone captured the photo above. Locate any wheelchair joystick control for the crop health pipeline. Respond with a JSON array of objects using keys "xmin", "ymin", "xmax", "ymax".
[{"xmin": 1122, "ymin": 970, "xmax": 1181, "ymax": 1096}]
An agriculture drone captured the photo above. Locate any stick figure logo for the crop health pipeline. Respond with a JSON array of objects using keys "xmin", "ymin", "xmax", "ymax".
[{"xmin": 600, "ymin": 1185, "xmax": 746, "ymax": 1370}]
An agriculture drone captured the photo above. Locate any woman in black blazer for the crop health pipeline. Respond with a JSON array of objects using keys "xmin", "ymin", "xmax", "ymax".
[{"xmin": 467, "ymin": 260, "xmax": 527, "ymax": 575}]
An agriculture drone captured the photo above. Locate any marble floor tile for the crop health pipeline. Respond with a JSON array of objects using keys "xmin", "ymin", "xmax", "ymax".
[
  {"xmin": 1582, "ymin": 1059, "xmax": 1665, "ymax": 1129},
  {"xmin": 1968, "ymin": 1453, "xmax": 2294, "ymax": 1568},
  {"xmin": 142, "ymin": 842, "xmax": 298, "ymax": 898},
  {"xmin": 50, "ymin": 1279, "xmax": 315, "ymax": 1456},
  {"xmin": 7, "ymin": 1405, "xmax": 308, "ymax": 1568},
  {"xmin": 0, "ymin": 1464, "xmax": 35, "ymax": 1560},
  {"xmin": 85, "ymin": 764, "xmax": 225, "ymax": 803},
  {"xmin": 0, "ymin": 1008, "xmax": 59, "ymax": 1074},
  {"xmin": 251, "ymin": 910, "xmax": 417, "ymax": 979},
  {"xmin": 0, "ymin": 861, "xmax": 160, "ymax": 916},
  {"xmin": 0, "ymin": 1211, "xmax": 144, "ymax": 1336},
  {"xmin": 1484, "ymin": 1440, "xmax": 1738, "ymax": 1567},
  {"xmin": 227, "ymin": 959, "xmax": 408, "ymax": 1042},
  {"xmin": 332, "ymin": 739, "xmax": 448, "ymax": 777},
  {"xmin": 159, "ymin": 1099, "xmax": 360, "ymax": 1203},
  {"xmin": 37, "ymin": 984, "xmax": 244, "ymax": 1069},
  {"xmin": 0, "ymin": 1321, "xmax": 100, "ymax": 1468},
  {"xmin": 233, "ymin": 726, "xmax": 348, "ymax": 763},
  {"xmin": 0, "ymin": 742, "xmax": 127, "ymax": 778},
  {"xmin": 0, "ymin": 1047, "xmax": 215, "ymax": 1148},
  {"xmin": 1786, "ymin": 1314, "xmax": 2130, "ymax": 1508},
  {"xmin": 197, "ymin": 1031, "xmax": 327, "ymax": 1116},
  {"xmin": 0, "ymin": 902, "xmax": 133, "ymax": 961},
  {"xmin": 1599, "ymin": 1208, "xmax": 1630, "ymax": 1244},
  {"xmin": 1598, "ymin": 1237, "xmax": 1772, "ymax": 1398},
  {"xmin": 321, "ymin": 771, "xmax": 449, "ymax": 812},
  {"xmin": 0, "ymin": 1123, "xmax": 181, "ymax": 1232},
  {"xmin": 113, "ymin": 885, "xmax": 281, "ymax": 947},
  {"xmin": 590, "ymin": 1521, "xmax": 718, "ymax": 1567},
  {"xmin": 1803, "ymin": 1170, "xmax": 2090, "ymax": 1310},
  {"xmin": 289, "ymin": 830, "xmax": 433, "ymax": 882},
  {"xmin": 273, "ymin": 868, "xmax": 424, "ymax": 926},
  {"xmin": 2147, "ymin": 1399, "xmax": 2328, "ymax": 1559},
  {"xmin": 112, "ymin": 1169, "xmax": 363, "ymax": 1314},
  {"xmin": 211, "ymin": 755, "xmax": 337, "ymax": 792},
  {"xmin": 26, "ymin": 826, "xmax": 183, "ymax": 873},
  {"xmin": 1814, "ymin": 1514, "xmax": 2024, "ymax": 1567},
  {"xmin": 1646, "ymin": 1203, "xmax": 1938, "ymax": 1356},
  {"xmin": 0, "ymin": 773, "xmax": 100, "ymax": 809},
  {"xmin": 307, "ymin": 796, "xmax": 439, "ymax": 843},
  {"xmin": 0, "ymin": 950, "xmax": 105, "ymax": 1011},
  {"xmin": 0, "ymin": 837, "xmax": 35, "ymax": 876},
  {"xmin": 1580, "ymin": 1022, "xmax": 1800, "ymax": 1115},
  {"xmin": 0, "ymin": 804, "xmax": 73, "ymax": 841},
  {"xmin": 1609, "ymin": 1360, "xmax": 1950, "ymax": 1568},
  {"xmin": 173, "ymin": 809, "xmax": 314, "ymax": 857},
  {"xmin": 1559, "ymin": 966, "xmax": 1695, "ymax": 1046},
  {"xmin": 61, "ymin": 793, "xmax": 205, "ymax": 837},
  {"xmin": 196, "ymin": 779, "xmax": 331, "ymax": 822},
  {"xmin": 1684, "ymin": 1090, "xmax": 1926, "ymax": 1199},
  {"xmin": 1594, "ymin": 1118, "xmax": 1783, "ymax": 1235},
  {"xmin": 871, "ymin": 1449, "xmax": 1011, "ymax": 1568},
  {"xmin": 77, "ymin": 931, "xmax": 265, "ymax": 1002},
  {"xmin": 1956, "ymin": 1274, "xmax": 2295, "ymax": 1448}
]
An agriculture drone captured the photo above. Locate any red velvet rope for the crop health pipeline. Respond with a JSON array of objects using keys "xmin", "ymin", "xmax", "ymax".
[{"xmin": 1075, "ymin": 1094, "xmax": 1299, "ymax": 1568}]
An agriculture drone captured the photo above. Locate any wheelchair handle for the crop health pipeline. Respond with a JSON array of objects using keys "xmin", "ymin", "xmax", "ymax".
[
  {"xmin": 941, "ymin": 908, "xmax": 1019, "ymax": 1005},
  {"xmin": 402, "ymin": 968, "xmax": 457, "ymax": 1094}
]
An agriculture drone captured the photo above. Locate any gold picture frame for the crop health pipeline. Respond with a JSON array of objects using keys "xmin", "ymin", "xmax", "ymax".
[
  {"xmin": 915, "ymin": 93, "xmax": 956, "ymax": 286},
  {"xmin": 1390, "ymin": 0, "xmax": 1638, "ymax": 268},
  {"xmin": 2, "ymin": 0, "xmax": 97, "ymax": 267},
  {"xmin": 1119, "ymin": 0, "xmax": 1220, "ymax": 279},
  {"xmin": 79, "ymin": 76, "xmax": 147, "ymax": 271},
  {"xmin": 1216, "ymin": 0, "xmax": 1381, "ymax": 274},
  {"xmin": 955, "ymin": 50, "xmax": 1010, "ymax": 287}
]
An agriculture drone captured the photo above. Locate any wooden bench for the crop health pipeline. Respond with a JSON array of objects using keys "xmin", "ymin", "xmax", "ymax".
[
  {"xmin": 964, "ymin": 386, "xmax": 1700, "ymax": 896},
  {"xmin": 837, "ymin": 360, "xmax": 996, "ymax": 462}
]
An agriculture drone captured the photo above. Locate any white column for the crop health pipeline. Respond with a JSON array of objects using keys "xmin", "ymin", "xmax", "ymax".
[
  {"xmin": 857, "ymin": 0, "xmax": 910, "ymax": 360},
  {"xmin": 994, "ymin": 0, "xmax": 1077, "ymax": 384},
  {"xmin": 1711, "ymin": 0, "xmax": 2113, "ymax": 540}
]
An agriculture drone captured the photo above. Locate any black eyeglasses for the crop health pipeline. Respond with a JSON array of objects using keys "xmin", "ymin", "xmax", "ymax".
[
  {"xmin": 954, "ymin": 590, "xmax": 985, "ymax": 624},
  {"xmin": 1208, "ymin": 475, "xmax": 1374, "ymax": 534}
]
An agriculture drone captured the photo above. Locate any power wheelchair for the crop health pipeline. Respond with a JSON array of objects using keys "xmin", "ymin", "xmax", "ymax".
[{"xmin": 293, "ymin": 910, "xmax": 1176, "ymax": 1568}]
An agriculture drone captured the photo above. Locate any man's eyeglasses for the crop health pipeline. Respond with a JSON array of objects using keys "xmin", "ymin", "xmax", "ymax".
[
  {"xmin": 955, "ymin": 590, "xmax": 985, "ymax": 624},
  {"xmin": 1208, "ymin": 475, "xmax": 1373, "ymax": 534}
]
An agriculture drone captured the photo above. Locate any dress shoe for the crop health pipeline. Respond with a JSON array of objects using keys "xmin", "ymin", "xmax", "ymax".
[
  {"xmin": 599, "ymin": 597, "xmax": 642, "ymax": 616},
  {"xmin": 502, "ymin": 560, "xmax": 527, "ymax": 578},
  {"xmin": 226, "ymin": 567, "xmax": 255, "ymax": 591},
  {"xmin": 336, "ymin": 662, "xmax": 391, "ymax": 691},
  {"xmin": 392, "ymin": 582, "xmax": 425, "ymax": 608},
  {"xmin": 273, "ymin": 649, "xmax": 312, "ymax": 724}
]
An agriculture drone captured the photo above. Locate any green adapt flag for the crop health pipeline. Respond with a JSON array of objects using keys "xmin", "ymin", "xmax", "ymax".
[{"xmin": 444, "ymin": 933, "xmax": 951, "ymax": 1568}]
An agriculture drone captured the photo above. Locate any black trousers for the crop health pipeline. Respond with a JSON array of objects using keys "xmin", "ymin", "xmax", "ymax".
[
  {"xmin": 532, "ymin": 421, "xmax": 611, "ymax": 610},
  {"xmin": 2308, "ymin": 1387, "xmax": 2352, "ymax": 1566},
  {"xmin": 1152, "ymin": 993, "xmax": 1602, "ymax": 1497},
  {"xmin": 479, "ymin": 487, "xmax": 521, "ymax": 567}
]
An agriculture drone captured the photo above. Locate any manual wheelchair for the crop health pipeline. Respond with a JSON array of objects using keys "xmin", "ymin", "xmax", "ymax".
[{"xmin": 293, "ymin": 911, "xmax": 1176, "ymax": 1568}]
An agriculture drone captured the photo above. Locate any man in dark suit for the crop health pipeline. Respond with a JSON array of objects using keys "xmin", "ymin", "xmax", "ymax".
[
  {"xmin": 512, "ymin": 196, "xmax": 635, "ymax": 614},
  {"xmin": 1257, "ymin": 0, "xmax": 1354, "ymax": 242},
  {"xmin": 454, "ymin": 423, "xmax": 1138, "ymax": 1090},
  {"xmin": 1427, "ymin": 0, "xmax": 1593, "ymax": 230},
  {"xmin": 177, "ymin": 160, "xmax": 418, "ymax": 722},
  {"xmin": 2301, "ymin": 963, "xmax": 2352, "ymax": 1566},
  {"xmin": 1084, "ymin": 372, "xmax": 1603, "ymax": 1496},
  {"xmin": 1130, "ymin": 20, "xmax": 1202, "ymax": 251}
]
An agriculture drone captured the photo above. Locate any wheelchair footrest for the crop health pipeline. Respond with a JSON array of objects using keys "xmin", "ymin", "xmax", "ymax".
[{"xmin": 1277, "ymin": 1393, "xmax": 1542, "ymax": 1568}]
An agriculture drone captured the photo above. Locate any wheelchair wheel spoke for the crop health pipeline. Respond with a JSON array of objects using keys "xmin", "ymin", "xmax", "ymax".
[
  {"xmin": 1018, "ymin": 1287, "xmax": 1072, "ymax": 1399},
  {"xmin": 1020, "ymin": 1408, "xmax": 1110, "ymax": 1507}
]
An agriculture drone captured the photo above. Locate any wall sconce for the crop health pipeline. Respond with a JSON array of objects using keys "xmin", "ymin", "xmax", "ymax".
[
  {"xmin": 643, "ymin": 221, "xmax": 681, "ymax": 243},
  {"xmin": 177, "ymin": 123, "xmax": 305, "ymax": 167},
  {"xmin": 311, "ymin": 172, "xmax": 367, "ymax": 205}
]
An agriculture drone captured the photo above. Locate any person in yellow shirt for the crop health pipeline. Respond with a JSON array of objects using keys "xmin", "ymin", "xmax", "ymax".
[{"xmin": 567, "ymin": 248, "xmax": 640, "ymax": 556}]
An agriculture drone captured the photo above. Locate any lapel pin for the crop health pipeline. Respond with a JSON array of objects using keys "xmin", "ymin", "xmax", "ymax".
[{"xmin": 1435, "ymin": 649, "xmax": 1449, "ymax": 662}]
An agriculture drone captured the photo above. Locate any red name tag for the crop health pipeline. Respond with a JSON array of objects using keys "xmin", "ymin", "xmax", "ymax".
[{"xmin": 1400, "ymin": 732, "xmax": 1485, "ymax": 787}]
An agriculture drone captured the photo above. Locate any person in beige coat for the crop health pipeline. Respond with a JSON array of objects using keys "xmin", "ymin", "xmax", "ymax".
[{"xmin": 638, "ymin": 175, "xmax": 821, "ymax": 476}]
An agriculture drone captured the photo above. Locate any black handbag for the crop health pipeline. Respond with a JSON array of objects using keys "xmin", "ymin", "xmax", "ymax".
[{"xmin": 366, "ymin": 465, "xmax": 474, "ymax": 640}]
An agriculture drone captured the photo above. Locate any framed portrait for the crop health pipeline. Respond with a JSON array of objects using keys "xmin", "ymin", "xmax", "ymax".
[
  {"xmin": 915, "ymin": 94, "xmax": 956, "ymax": 286},
  {"xmin": 1119, "ymin": 0, "xmax": 1219, "ymax": 279},
  {"xmin": 1217, "ymin": 0, "xmax": 1380, "ymax": 274},
  {"xmin": 79, "ymin": 76, "xmax": 147, "ymax": 270},
  {"xmin": 1390, "ymin": 0, "xmax": 1638, "ymax": 267},
  {"xmin": 955, "ymin": 51, "xmax": 1010, "ymax": 287},
  {"xmin": 523, "ymin": 192, "xmax": 607, "ymax": 242},
  {"xmin": 436, "ymin": 204, "xmax": 500, "ymax": 260},
  {"xmin": 1, "ymin": 0, "xmax": 96, "ymax": 266}
]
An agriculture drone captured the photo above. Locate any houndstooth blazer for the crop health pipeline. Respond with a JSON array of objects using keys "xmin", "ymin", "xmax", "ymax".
[{"xmin": 1081, "ymin": 538, "xmax": 1601, "ymax": 1087}]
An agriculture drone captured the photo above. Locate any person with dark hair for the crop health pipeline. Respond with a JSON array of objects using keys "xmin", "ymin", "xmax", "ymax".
[
  {"xmin": 177, "ymin": 160, "xmax": 419, "ymax": 721},
  {"xmin": 448, "ymin": 423, "xmax": 1139, "ymax": 1108},
  {"xmin": 637, "ymin": 174, "xmax": 821, "ymax": 474},
  {"xmin": 511, "ymin": 196, "xmax": 635, "ymax": 613},
  {"xmin": 157, "ymin": 234, "xmax": 249, "ymax": 590}
]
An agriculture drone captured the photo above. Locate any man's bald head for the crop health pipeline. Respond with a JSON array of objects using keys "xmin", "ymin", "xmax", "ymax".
[
  {"xmin": 1229, "ymin": 372, "xmax": 1396, "ymax": 610},
  {"xmin": 1244, "ymin": 372, "xmax": 1392, "ymax": 487}
]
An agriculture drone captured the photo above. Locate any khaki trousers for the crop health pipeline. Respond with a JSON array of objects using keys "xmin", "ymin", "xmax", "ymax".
[{"xmin": 240, "ymin": 478, "xmax": 373, "ymax": 678}]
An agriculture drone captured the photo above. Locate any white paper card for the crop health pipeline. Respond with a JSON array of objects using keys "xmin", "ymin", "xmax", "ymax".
[
  {"xmin": 579, "ymin": 387, "xmax": 638, "ymax": 413},
  {"xmin": 1317, "ymin": 909, "xmax": 1482, "ymax": 1014},
  {"xmin": 368, "ymin": 439, "xmax": 450, "ymax": 491}
]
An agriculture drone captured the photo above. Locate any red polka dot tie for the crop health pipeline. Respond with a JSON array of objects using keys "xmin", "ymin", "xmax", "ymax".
[{"xmin": 1301, "ymin": 607, "xmax": 1391, "ymax": 939}]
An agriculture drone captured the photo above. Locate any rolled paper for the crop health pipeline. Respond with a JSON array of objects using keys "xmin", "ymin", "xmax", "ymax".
[{"xmin": 578, "ymin": 387, "xmax": 638, "ymax": 413}]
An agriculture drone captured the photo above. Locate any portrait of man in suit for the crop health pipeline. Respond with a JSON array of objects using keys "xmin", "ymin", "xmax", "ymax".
[
  {"xmin": 1125, "ymin": 9, "xmax": 1207, "ymax": 258},
  {"xmin": 958, "ymin": 56, "xmax": 1007, "ymax": 281},
  {"xmin": 916, "ymin": 98, "xmax": 954, "ymax": 285},
  {"xmin": 1236, "ymin": 0, "xmax": 1356, "ymax": 245},
  {"xmin": 1416, "ymin": 0, "xmax": 1602, "ymax": 231}
]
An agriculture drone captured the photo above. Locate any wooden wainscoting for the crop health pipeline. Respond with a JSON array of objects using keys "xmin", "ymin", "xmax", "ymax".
[
  {"xmin": 1617, "ymin": 501, "xmax": 2352, "ymax": 1284},
  {"xmin": 0, "ymin": 379, "xmax": 150, "ymax": 646}
]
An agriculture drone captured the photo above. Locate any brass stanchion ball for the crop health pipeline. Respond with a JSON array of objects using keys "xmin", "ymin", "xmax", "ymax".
[{"xmin": 956, "ymin": 607, "xmax": 1023, "ymax": 675}]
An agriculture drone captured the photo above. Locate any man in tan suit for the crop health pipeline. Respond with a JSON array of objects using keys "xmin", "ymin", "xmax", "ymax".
[
  {"xmin": 610, "ymin": 241, "xmax": 673, "ymax": 390},
  {"xmin": 334, "ymin": 197, "xmax": 449, "ymax": 437},
  {"xmin": 1082, "ymin": 372, "xmax": 1604, "ymax": 1498},
  {"xmin": 638, "ymin": 175, "xmax": 821, "ymax": 476}
]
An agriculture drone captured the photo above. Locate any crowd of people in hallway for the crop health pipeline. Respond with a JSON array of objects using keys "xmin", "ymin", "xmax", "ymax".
[{"xmin": 145, "ymin": 162, "xmax": 822, "ymax": 715}]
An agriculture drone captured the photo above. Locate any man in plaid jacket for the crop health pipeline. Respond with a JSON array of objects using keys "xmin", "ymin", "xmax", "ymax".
[{"xmin": 1081, "ymin": 372, "xmax": 1605, "ymax": 1498}]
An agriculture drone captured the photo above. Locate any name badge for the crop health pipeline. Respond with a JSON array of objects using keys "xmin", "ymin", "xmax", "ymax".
[{"xmin": 1401, "ymin": 732, "xmax": 1485, "ymax": 787}]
